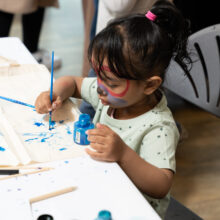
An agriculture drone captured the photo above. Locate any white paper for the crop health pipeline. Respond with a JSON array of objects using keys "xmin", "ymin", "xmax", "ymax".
[
  {"xmin": 0, "ymin": 195, "xmax": 33, "ymax": 220},
  {"xmin": 0, "ymin": 63, "xmax": 86, "ymax": 166}
]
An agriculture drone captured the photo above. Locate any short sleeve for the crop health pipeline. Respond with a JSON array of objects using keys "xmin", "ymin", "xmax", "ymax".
[
  {"xmin": 139, "ymin": 124, "xmax": 179, "ymax": 172},
  {"xmin": 81, "ymin": 77, "xmax": 99, "ymax": 110}
]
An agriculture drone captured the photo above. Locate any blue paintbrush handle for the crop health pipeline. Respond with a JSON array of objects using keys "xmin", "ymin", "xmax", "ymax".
[
  {"xmin": 49, "ymin": 51, "xmax": 54, "ymax": 130},
  {"xmin": 0, "ymin": 96, "xmax": 35, "ymax": 108}
]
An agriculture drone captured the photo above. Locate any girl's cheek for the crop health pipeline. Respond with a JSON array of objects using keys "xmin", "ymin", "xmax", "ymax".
[{"xmin": 107, "ymin": 95, "xmax": 127, "ymax": 106}]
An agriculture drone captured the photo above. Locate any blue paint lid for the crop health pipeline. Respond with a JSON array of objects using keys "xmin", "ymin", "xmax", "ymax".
[
  {"xmin": 96, "ymin": 210, "xmax": 112, "ymax": 220},
  {"xmin": 78, "ymin": 113, "xmax": 91, "ymax": 127}
]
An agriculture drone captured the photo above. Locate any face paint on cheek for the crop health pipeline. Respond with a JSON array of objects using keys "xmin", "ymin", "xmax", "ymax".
[
  {"xmin": 107, "ymin": 95, "xmax": 127, "ymax": 106},
  {"xmin": 97, "ymin": 79, "xmax": 129, "ymax": 106}
]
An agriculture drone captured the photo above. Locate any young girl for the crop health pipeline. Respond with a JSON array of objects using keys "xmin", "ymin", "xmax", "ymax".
[{"xmin": 35, "ymin": 0, "xmax": 191, "ymax": 218}]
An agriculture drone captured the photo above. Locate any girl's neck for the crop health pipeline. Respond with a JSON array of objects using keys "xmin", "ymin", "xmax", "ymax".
[{"xmin": 110, "ymin": 93, "xmax": 159, "ymax": 120}]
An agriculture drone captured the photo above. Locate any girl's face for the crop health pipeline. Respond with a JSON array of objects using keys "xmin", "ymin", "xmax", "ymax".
[{"xmin": 96, "ymin": 65, "xmax": 147, "ymax": 108}]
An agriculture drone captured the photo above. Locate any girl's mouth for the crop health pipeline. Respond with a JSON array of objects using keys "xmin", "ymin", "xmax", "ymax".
[{"xmin": 100, "ymin": 99, "xmax": 109, "ymax": 105}]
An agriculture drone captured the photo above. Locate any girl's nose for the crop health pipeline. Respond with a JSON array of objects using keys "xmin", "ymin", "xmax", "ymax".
[{"xmin": 97, "ymin": 87, "xmax": 107, "ymax": 96}]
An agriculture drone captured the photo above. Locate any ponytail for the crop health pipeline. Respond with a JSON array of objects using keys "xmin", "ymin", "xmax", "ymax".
[{"xmin": 150, "ymin": 0, "xmax": 192, "ymax": 72}]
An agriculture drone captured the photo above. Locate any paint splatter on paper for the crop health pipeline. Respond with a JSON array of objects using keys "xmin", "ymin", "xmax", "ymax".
[{"xmin": 0, "ymin": 64, "xmax": 87, "ymax": 166}]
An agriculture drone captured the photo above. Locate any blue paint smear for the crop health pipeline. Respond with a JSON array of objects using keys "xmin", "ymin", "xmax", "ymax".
[
  {"xmin": 48, "ymin": 121, "xmax": 56, "ymax": 130},
  {"xmin": 0, "ymin": 146, "xmax": 6, "ymax": 151},
  {"xmin": 51, "ymin": 121, "xmax": 56, "ymax": 126},
  {"xmin": 66, "ymin": 126, "xmax": 72, "ymax": 135},
  {"xmin": 59, "ymin": 120, "xmax": 64, "ymax": 124},
  {"xmin": 49, "ymin": 126, "xmax": 55, "ymax": 131},
  {"xmin": 25, "ymin": 138, "xmax": 38, "ymax": 142},
  {"xmin": 23, "ymin": 132, "xmax": 56, "ymax": 143},
  {"xmin": 34, "ymin": 122, "xmax": 44, "ymax": 127},
  {"xmin": 59, "ymin": 147, "xmax": 67, "ymax": 151},
  {"xmin": 64, "ymin": 160, "xmax": 69, "ymax": 164},
  {"xmin": 41, "ymin": 137, "xmax": 50, "ymax": 142}
]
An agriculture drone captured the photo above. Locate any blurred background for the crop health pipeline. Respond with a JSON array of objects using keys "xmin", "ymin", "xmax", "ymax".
[{"xmin": 9, "ymin": 0, "xmax": 83, "ymax": 79}]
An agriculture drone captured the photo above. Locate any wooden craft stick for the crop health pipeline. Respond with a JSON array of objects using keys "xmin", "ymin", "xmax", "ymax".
[
  {"xmin": 0, "ymin": 55, "xmax": 19, "ymax": 66},
  {"xmin": 0, "ymin": 167, "xmax": 53, "ymax": 180},
  {"xmin": 29, "ymin": 186, "xmax": 77, "ymax": 204}
]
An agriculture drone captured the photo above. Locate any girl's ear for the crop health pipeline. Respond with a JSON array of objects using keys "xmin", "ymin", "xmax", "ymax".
[{"xmin": 144, "ymin": 76, "xmax": 162, "ymax": 95}]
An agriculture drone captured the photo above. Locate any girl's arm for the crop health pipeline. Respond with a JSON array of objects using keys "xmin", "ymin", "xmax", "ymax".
[
  {"xmin": 35, "ymin": 76, "xmax": 83, "ymax": 113},
  {"xmin": 118, "ymin": 146, "xmax": 173, "ymax": 199},
  {"xmin": 86, "ymin": 123, "xmax": 173, "ymax": 199},
  {"xmin": 53, "ymin": 76, "xmax": 83, "ymax": 100}
]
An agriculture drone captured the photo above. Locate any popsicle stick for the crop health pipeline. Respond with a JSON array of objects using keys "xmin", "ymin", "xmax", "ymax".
[{"xmin": 29, "ymin": 186, "xmax": 77, "ymax": 204}]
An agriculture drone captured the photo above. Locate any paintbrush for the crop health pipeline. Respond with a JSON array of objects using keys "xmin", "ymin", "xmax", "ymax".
[
  {"xmin": 49, "ymin": 51, "xmax": 54, "ymax": 130},
  {"xmin": 0, "ymin": 96, "xmax": 35, "ymax": 109}
]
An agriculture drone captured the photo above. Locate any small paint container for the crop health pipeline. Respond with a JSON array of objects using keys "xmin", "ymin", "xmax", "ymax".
[
  {"xmin": 73, "ymin": 113, "xmax": 94, "ymax": 145},
  {"xmin": 95, "ymin": 210, "xmax": 112, "ymax": 220}
]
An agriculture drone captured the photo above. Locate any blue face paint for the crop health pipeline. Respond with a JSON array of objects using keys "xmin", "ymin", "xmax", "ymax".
[{"xmin": 97, "ymin": 80, "xmax": 128, "ymax": 107}]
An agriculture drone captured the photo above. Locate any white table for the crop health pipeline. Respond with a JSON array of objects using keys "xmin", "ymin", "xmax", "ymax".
[{"xmin": 0, "ymin": 37, "xmax": 161, "ymax": 220}]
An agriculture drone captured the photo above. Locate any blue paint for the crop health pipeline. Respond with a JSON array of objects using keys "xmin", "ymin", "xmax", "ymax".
[
  {"xmin": 34, "ymin": 122, "xmax": 44, "ymax": 127},
  {"xmin": 25, "ymin": 138, "xmax": 38, "ymax": 142},
  {"xmin": 64, "ymin": 160, "xmax": 69, "ymax": 164},
  {"xmin": 66, "ymin": 126, "xmax": 72, "ymax": 135},
  {"xmin": 23, "ymin": 133, "xmax": 36, "ymax": 136},
  {"xmin": 0, "ymin": 146, "xmax": 6, "ymax": 151},
  {"xmin": 23, "ymin": 132, "xmax": 56, "ymax": 143},
  {"xmin": 59, "ymin": 147, "xmax": 67, "ymax": 151},
  {"xmin": 51, "ymin": 121, "xmax": 56, "ymax": 126},
  {"xmin": 40, "ymin": 133, "xmax": 55, "ymax": 142},
  {"xmin": 59, "ymin": 120, "xmax": 64, "ymax": 124},
  {"xmin": 41, "ymin": 136, "xmax": 51, "ymax": 142},
  {"xmin": 49, "ymin": 120, "xmax": 56, "ymax": 130},
  {"xmin": 39, "ymin": 133, "xmax": 47, "ymax": 137}
]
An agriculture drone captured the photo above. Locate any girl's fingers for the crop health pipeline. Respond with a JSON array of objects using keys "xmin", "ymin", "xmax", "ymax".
[
  {"xmin": 85, "ymin": 147, "xmax": 104, "ymax": 160},
  {"xmin": 35, "ymin": 98, "xmax": 51, "ymax": 113},
  {"xmin": 52, "ymin": 96, "xmax": 63, "ymax": 110},
  {"xmin": 89, "ymin": 142, "xmax": 105, "ymax": 152},
  {"xmin": 87, "ymin": 135, "xmax": 105, "ymax": 145},
  {"xmin": 87, "ymin": 123, "xmax": 112, "ymax": 136}
]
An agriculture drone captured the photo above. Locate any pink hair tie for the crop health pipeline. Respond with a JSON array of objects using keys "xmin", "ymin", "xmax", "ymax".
[{"xmin": 145, "ymin": 11, "xmax": 157, "ymax": 21}]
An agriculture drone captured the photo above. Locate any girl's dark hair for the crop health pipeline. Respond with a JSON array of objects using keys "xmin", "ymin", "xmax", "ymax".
[{"xmin": 88, "ymin": 0, "xmax": 192, "ymax": 81}]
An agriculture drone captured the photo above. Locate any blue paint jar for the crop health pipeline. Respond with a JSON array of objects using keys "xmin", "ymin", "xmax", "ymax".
[{"xmin": 73, "ymin": 114, "xmax": 94, "ymax": 145}]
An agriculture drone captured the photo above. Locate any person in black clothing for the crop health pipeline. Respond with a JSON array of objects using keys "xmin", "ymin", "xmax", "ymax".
[{"xmin": 0, "ymin": 8, "xmax": 44, "ymax": 54}]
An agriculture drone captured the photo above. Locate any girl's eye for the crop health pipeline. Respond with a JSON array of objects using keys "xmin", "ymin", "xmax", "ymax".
[{"xmin": 108, "ymin": 84, "xmax": 118, "ymax": 88}]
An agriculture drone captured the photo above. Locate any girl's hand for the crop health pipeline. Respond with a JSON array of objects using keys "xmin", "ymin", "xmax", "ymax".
[
  {"xmin": 35, "ymin": 91, "xmax": 63, "ymax": 114},
  {"xmin": 86, "ymin": 123, "xmax": 127, "ymax": 162}
]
